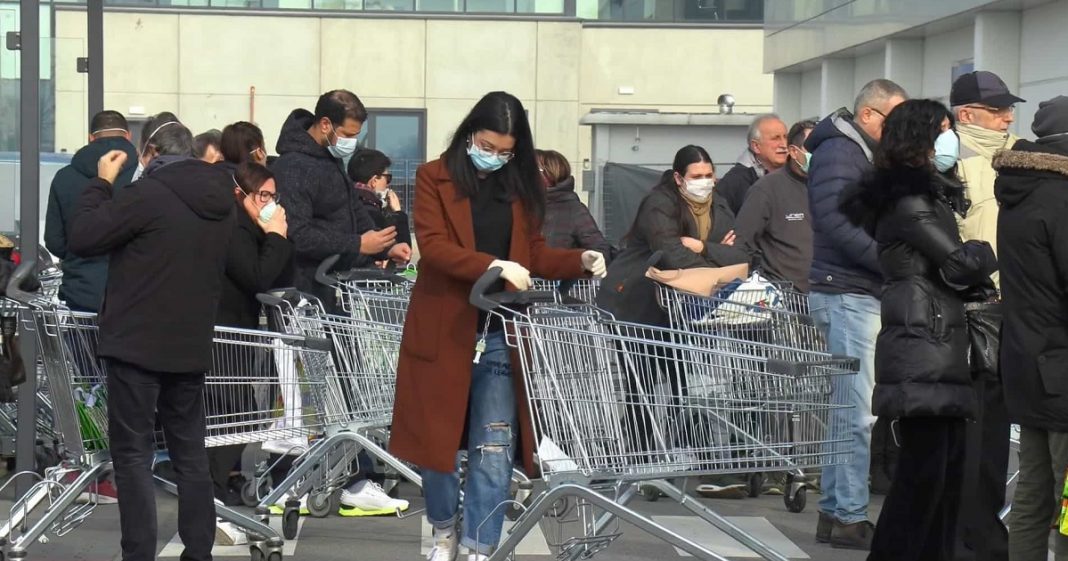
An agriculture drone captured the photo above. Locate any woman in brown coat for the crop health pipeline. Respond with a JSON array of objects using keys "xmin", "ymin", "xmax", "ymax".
[{"xmin": 388, "ymin": 92, "xmax": 606, "ymax": 561}]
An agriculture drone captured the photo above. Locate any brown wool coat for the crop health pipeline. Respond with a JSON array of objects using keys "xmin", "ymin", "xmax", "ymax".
[{"xmin": 388, "ymin": 158, "xmax": 587, "ymax": 474}]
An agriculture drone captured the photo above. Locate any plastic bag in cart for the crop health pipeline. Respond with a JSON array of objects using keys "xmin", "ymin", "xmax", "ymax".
[
  {"xmin": 74, "ymin": 384, "xmax": 108, "ymax": 450},
  {"xmin": 690, "ymin": 273, "xmax": 785, "ymax": 327}
]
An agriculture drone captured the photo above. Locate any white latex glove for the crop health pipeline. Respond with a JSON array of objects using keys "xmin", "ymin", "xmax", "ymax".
[
  {"xmin": 581, "ymin": 251, "xmax": 607, "ymax": 278},
  {"xmin": 490, "ymin": 259, "xmax": 532, "ymax": 291}
]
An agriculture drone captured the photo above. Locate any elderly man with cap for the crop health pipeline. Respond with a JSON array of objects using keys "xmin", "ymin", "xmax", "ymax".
[
  {"xmin": 949, "ymin": 70, "xmax": 1024, "ymax": 561},
  {"xmin": 993, "ymin": 95, "xmax": 1068, "ymax": 561}
]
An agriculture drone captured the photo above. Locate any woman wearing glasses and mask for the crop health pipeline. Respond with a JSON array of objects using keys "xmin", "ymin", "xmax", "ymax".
[
  {"xmin": 390, "ymin": 91, "xmax": 605, "ymax": 561},
  {"xmin": 207, "ymin": 162, "xmax": 293, "ymax": 515}
]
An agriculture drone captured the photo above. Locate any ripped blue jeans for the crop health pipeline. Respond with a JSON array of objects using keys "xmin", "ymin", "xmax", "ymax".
[{"xmin": 423, "ymin": 331, "xmax": 517, "ymax": 555}]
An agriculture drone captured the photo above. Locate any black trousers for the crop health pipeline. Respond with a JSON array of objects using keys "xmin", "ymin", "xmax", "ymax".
[
  {"xmin": 107, "ymin": 359, "xmax": 215, "ymax": 561},
  {"xmin": 870, "ymin": 417, "xmax": 967, "ymax": 561},
  {"xmin": 956, "ymin": 376, "xmax": 1010, "ymax": 561}
]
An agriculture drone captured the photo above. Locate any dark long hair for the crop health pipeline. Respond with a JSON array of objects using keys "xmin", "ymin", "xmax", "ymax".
[
  {"xmin": 444, "ymin": 92, "xmax": 544, "ymax": 225},
  {"xmin": 875, "ymin": 99, "xmax": 955, "ymax": 170},
  {"xmin": 625, "ymin": 145, "xmax": 714, "ymax": 242}
]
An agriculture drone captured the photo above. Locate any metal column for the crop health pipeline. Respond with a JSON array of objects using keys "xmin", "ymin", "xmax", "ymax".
[
  {"xmin": 15, "ymin": 0, "xmax": 40, "ymax": 495},
  {"xmin": 87, "ymin": 0, "xmax": 103, "ymax": 117}
]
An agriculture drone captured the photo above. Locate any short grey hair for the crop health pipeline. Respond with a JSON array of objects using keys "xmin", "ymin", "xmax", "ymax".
[
  {"xmin": 747, "ymin": 113, "xmax": 784, "ymax": 143},
  {"xmin": 149, "ymin": 122, "xmax": 195, "ymax": 157},
  {"xmin": 853, "ymin": 79, "xmax": 909, "ymax": 116}
]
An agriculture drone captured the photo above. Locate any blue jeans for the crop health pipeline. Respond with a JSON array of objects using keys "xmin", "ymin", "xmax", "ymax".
[
  {"xmin": 809, "ymin": 291, "xmax": 880, "ymax": 524},
  {"xmin": 422, "ymin": 332, "xmax": 517, "ymax": 555}
]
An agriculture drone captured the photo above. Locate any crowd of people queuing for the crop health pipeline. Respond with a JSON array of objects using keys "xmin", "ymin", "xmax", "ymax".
[{"xmin": 37, "ymin": 69, "xmax": 1068, "ymax": 561}]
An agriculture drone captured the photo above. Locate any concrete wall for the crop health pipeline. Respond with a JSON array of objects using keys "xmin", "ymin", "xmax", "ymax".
[
  {"xmin": 1018, "ymin": 0, "xmax": 1068, "ymax": 135},
  {"xmin": 921, "ymin": 24, "xmax": 973, "ymax": 102},
  {"xmin": 51, "ymin": 10, "xmax": 773, "ymax": 181}
]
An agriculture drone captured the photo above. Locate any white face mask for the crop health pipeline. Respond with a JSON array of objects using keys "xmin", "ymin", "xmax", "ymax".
[
  {"xmin": 684, "ymin": 178, "xmax": 716, "ymax": 199},
  {"xmin": 258, "ymin": 200, "xmax": 278, "ymax": 224}
]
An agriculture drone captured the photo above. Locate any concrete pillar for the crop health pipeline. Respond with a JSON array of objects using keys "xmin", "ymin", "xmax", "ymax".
[
  {"xmin": 820, "ymin": 58, "xmax": 855, "ymax": 117},
  {"xmin": 974, "ymin": 11, "xmax": 1022, "ymax": 97},
  {"xmin": 773, "ymin": 72, "xmax": 802, "ymax": 126},
  {"xmin": 884, "ymin": 38, "xmax": 924, "ymax": 99}
]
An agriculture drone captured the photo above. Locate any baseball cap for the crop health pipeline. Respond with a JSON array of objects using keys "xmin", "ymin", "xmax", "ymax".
[{"xmin": 950, "ymin": 71, "xmax": 1026, "ymax": 108}]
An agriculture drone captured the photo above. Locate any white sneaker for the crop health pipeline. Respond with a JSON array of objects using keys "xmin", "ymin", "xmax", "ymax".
[
  {"xmin": 426, "ymin": 526, "xmax": 458, "ymax": 561},
  {"xmin": 339, "ymin": 479, "xmax": 409, "ymax": 516},
  {"xmin": 261, "ymin": 438, "xmax": 308, "ymax": 457},
  {"xmin": 215, "ymin": 520, "xmax": 249, "ymax": 546},
  {"xmin": 466, "ymin": 553, "xmax": 488, "ymax": 561}
]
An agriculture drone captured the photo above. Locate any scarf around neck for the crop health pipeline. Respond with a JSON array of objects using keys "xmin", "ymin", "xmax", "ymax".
[
  {"xmin": 681, "ymin": 190, "xmax": 713, "ymax": 241},
  {"xmin": 958, "ymin": 123, "xmax": 1013, "ymax": 159}
]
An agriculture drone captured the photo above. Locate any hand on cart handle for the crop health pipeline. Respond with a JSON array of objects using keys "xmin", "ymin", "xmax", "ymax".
[
  {"xmin": 5, "ymin": 259, "xmax": 41, "ymax": 305},
  {"xmin": 581, "ymin": 251, "xmax": 607, "ymax": 278},
  {"xmin": 469, "ymin": 266, "xmax": 559, "ymax": 313},
  {"xmin": 489, "ymin": 260, "xmax": 532, "ymax": 291}
]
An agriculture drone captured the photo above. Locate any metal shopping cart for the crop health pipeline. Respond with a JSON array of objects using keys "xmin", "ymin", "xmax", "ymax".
[
  {"xmin": 654, "ymin": 272, "xmax": 830, "ymax": 508},
  {"xmin": 253, "ymin": 289, "xmax": 422, "ymax": 539},
  {"xmin": 465, "ymin": 268, "xmax": 857, "ymax": 561},
  {"xmin": 532, "ymin": 278, "xmax": 601, "ymax": 305},
  {"xmin": 1, "ymin": 262, "xmax": 333, "ymax": 561}
]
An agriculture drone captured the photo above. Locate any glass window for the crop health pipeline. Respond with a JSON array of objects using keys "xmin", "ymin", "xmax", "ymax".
[
  {"xmin": 581, "ymin": 0, "xmax": 761, "ymax": 22},
  {"xmin": 414, "ymin": 0, "xmax": 461, "ymax": 11}
]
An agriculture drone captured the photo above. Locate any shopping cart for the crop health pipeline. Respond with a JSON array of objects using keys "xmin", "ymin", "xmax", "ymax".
[
  {"xmin": 532, "ymin": 278, "xmax": 601, "ymax": 305},
  {"xmin": 314, "ymin": 255, "xmax": 413, "ymax": 325},
  {"xmin": 253, "ymin": 290, "xmax": 422, "ymax": 539},
  {"xmin": 1, "ymin": 261, "xmax": 333, "ymax": 561},
  {"xmin": 466, "ymin": 267, "xmax": 857, "ymax": 561}
]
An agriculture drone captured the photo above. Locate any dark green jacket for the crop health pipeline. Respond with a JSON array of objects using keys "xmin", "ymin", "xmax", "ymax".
[{"xmin": 44, "ymin": 136, "xmax": 137, "ymax": 311}]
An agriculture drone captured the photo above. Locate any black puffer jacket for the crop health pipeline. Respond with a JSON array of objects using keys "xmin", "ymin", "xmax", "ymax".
[
  {"xmin": 841, "ymin": 166, "xmax": 997, "ymax": 419},
  {"xmin": 597, "ymin": 182, "xmax": 748, "ymax": 326},
  {"xmin": 543, "ymin": 177, "xmax": 613, "ymax": 257},
  {"xmin": 272, "ymin": 109, "xmax": 378, "ymax": 303},
  {"xmin": 994, "ymin": 138, "xmax": 1068, "ymax": 431}
]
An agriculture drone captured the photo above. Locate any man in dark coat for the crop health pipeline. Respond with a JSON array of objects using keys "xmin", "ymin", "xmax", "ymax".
[
  {"xmin": 715, "ymin": 114, "xmax": 789, "ymax": 215},
  {"xmin": 736, "ymin": 119, "xmax": 816, "ymax": 292},
  {"xmin": 272, "ymin": 90, "xmax": 410, "ymax": 308},
  {"xmin": 993, "ymin": 95, "xmax": 1068, "ymax": 561},
  {"xmin": 44, "ymin": 110, "xmax": 137, "ymax": 312},
  {"xmin": 69, "ymin": 119, "xmax": 234, "ymax": 561},
  {"xmin": 805, "ymin": 78, "xmax": 907, "ymax": 550}
]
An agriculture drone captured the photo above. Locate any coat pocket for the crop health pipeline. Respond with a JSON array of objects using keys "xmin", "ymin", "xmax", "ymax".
[
  {"xmin": 1037, "ymin": 349, "xmax": 1068, "ymax": 396},
  {"xmin": 400, "ymin": 294, "xmax": 441, "ymax": 362}
]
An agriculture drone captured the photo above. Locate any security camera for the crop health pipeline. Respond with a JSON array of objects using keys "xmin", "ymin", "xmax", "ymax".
[{"xmin": 718, "ymin": 94, "xmax": 736, "ymax": 114}]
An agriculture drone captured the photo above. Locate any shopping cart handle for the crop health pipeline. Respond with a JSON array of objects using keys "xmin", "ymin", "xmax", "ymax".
[
  {"xmin": 301, "ymin": 336, "xmax": 334, "ymax": 353},
  {"xmin": 5, "ymin": 259, "xmax": 40, "ymax": 305},
  {"xmin": 315, "ymin": 255, "xmax": 343, "ymax": 287},
  {"xmin": 469, "ymin": 267, "xmax": 558, "ymax": 312},
  {"xmin": 255, "ymin": 289, "xmax": 304, "ymax": 308}
]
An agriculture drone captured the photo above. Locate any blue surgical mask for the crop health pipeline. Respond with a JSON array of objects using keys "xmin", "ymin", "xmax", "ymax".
[
  {"xmin": 932, "ymin": 129, "xmax": 960, "ymax": 173},
  {"xmin": 327, "ymin": 127, "xmax": 358, "ymax": 160},
  {"xmin": 794, "ymin": 150, "xmax": 811, "ymax": 174},
  {"xmin": 467, "ymin": 143, "xmax": 508, "ymax": 173}
]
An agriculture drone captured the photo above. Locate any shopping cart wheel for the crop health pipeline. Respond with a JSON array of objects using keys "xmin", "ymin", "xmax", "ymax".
[
  {"xmin": 784, "ymin": 484, "xmax": 807, "ymax": 513},
  {"xmin": 747, "ymin": 473, "xmax": 765, "ymax": 498},
  {"xmin": 506, "ymin": 480, "xmax": 535, "ymax": 521},
  {"xmin": 282, "ymin": 507, "xmax": 300, "ymax": 540},
  {"xmin": 306, "ymin": 490, "xmax": 338, "ymax": 518}
]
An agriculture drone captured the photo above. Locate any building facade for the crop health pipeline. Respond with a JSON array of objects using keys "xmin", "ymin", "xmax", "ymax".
[{"xmin": 765, "ymin": 0, "xmax": 1068, "ymax": 138}]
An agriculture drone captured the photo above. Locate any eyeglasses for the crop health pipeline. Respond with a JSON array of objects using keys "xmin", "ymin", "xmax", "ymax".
[
  {"xmin": 378, "ymin": 173, "xmax": 393, "ymax": 184},
  {"xmin": 254, "ymin": 190, "xmax": 279, "ymax": 203},
  {"xmin": 869, "ymin": 107, "xmax": 888, "ymax": 119},
  {"xmin": 966, "ymin": 104, "xmax": 1016, "ymax": 116},
  {"xmin": 471, "ymin": 137, "xmax": 515, "ymax": 161}
]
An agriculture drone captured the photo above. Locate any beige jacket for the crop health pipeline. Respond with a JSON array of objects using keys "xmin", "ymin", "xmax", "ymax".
[{"xmin": 956, "ymin": 129, "xmax": 1018, "ymax": 288}]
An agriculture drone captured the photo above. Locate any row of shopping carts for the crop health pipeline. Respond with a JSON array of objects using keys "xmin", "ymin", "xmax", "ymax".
[{"xmin": 0, "ymin": 253, "xmax": 858, "ymax": 561}]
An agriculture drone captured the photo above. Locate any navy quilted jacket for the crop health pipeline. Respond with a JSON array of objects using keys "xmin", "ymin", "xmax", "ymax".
[{"xmin": 804, "ymin": 109, "xmax": 883, "ymax": 297}]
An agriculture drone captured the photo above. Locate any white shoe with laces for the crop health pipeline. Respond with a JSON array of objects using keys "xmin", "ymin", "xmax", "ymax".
[
  {"xmin": 426, "ymin": 526, "xmax": 458, "ymax": 561},
  {"xmin": 339, "ymin": 479, "xmax": 410, "ymax": 516}
]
